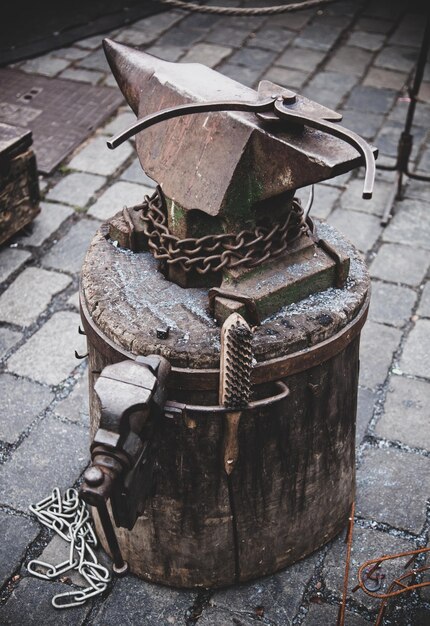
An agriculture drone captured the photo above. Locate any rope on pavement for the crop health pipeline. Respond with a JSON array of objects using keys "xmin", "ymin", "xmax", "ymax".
[{"xmin": 159, "ymin": 0, "xmax": 339, "ymax": 16}]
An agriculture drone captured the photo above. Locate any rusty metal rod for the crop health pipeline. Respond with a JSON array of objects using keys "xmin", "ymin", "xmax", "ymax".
[
  {"xmin": 337, "ymin": 501, "xmax": 355, "ymax": 626},
  {"xmin": 95, "ymin": 499, "xmax": 128, "ymax": 575},
  {"xmin": 107, "ymin": 97, "xmax": 278, "ymax": 149}
]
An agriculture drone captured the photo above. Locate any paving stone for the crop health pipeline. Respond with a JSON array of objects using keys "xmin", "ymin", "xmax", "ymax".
[
  {"xmin": 340, "ymin": 179, "xmax": 393, "ymax": 217},
  {"xmin": 145, "ymin": 44, "xmax": 185, "ymax": 62},
  {"xmin": 54, "ymin": 372, "xmax": 89, "ymax": 427},
  {"xmin": 375, "ymin": 375, "xmax": 430, "ymax": 449},
  {"xmin": 368, "ymin": 281, "xmax": 416, "ymax": 327},
  {"xmin": 370, "ymin": 243, "xmax": 429, "ymax": 286},
  {"xmin": 416, "ymin": 145, "xmax": 430, "ymax": 175},
  {"xmin": 0, "ymin": 577, "xmax": 90, "ymax": 624},
  {"xmin": 364, "ymin": 2, "xmax": 403, "ymax": 20},
  {"xmin": 418, "ymin": 282, "xmax": 430, "ymax": 317},
  {"xmin": 0, "ymin": 415, "xmax": 88, "ymax": 511},
  {"xmin": 0, "ymin": 373, "xmax": 54, "ymax": 444},
  {"xmin": 389, "ymin": 13, "xmax": 425, "ymax": 48},
  {"xmin": 375, "ymin": 45, "xmax": 418, "ymax": 72},
  {"xmin": 69, "ymin": 136, "xmax": 133, "ymax": 177},
  {"xmin": 357, "ymin": 387, "xmax": 376, "ymax": 443},
  {"xmin": 228, "ymin": 46, "xmax": 277, "ymax": 72},
  {"xmin": 58, "ymin": 67, "xmax": 104, "ymax": 84},
  {"xmin": 302, "ymin": 604, "xmax": 369, "ymax": 626},
  {"xmin": 0, "ymin": 328, "xmax": 22, "ymax": 360},
  {"xmin": 418, "ymin": 81, "xmax": 430, "ymax": 104},
  {"xmin": 295, "ymin": 20, "xmax": 344, "ymax": 51},
  {"xmin": 205, "ymin": 26, "xmax": 248, "ymax": 48},
  {"xmin": 376, "ymin": 122, "xmax": 427, "ymax": 160},
  {"xmin": 354, "ymin": 16, "xmax": 394, "ymax": 34},
  {"xmin": 120, "ymin": 160, "xmax": 157, "ymax": 186},
  {"xmin": 208, "ymin": 554, "xmax": 317, "ymax": 625},
  {"xmin": 325, "ymin": 46, "xmax": 372, "ymax": 76},
  {"xmin": 42, "ymin": 219, "xmax": 99, "ymax": 274},
  {"xmin": 383, "ymin": 199, "xmax": 430, "ymax": 250},
  {"xmin": 20, "ymin": 54, "xmax": 70, "ymax": 77},
  {"xmin": 68, "ymin": 291, "xmax": 80, "ymax": 310},
  {"xmin": 180, "ymin": 42, "xmax": 232, "ymax": 67},
  {"xmin": 115, "ymin": 27, "xmax": 156, "ymax": 46},
  {"xmin": 324, "ymin": 526, "xmax": 412, "ymax": 610},
  {"xmin": 296, "ymin": 184, "xmax": 341, "ymax": 220},
  {"xmin": 102, "ymin": 73, "xmax": 119, "ymax": 88},
  {"xmin": 265, "ymin": 10, "xmax": 311, "ymax": 31},
  {"xmin": 88, "ymin": 181, "xmax": 152, "ymax": 221},
  {"xmin": 363, "ymin": 67, "xmax": 407, "ymax": 90},
  {"xmin": 247, "ymin": 26, "xmax": 294, "ymax": 52},
  {"xmin": 132, "ymin": 10, "xmax": 184, "ymax": 34},
  {"xmin": 277, "ymin": 46, "xmax": 323, "ymax": 72},
  {"xmin": 46, "ymin": 172, "xmax": 106, "ymax": 208},
  {"xmin": 339, "ymin": 110, "xmax": 384, "ymax": 140},
  {"xmin": 180, "ymin": 12, "xmax": 223, "ymax": 33},
  {"xmin": 52, "ymin": 46, "xmax": 90, "ymax": 61},
  {"xmin": 345, "ymin": 85, "xmax": 396, "ymax": 115},
  {"xmin": 7, "ymin": 312, "xmax": 86, "ymax": 386},
  {"xmin": 76, "ymin": 47, "xmax": 109, "ymax": 72},
  {"xmin": 400, "ymin": 319, "xmax": 430, "ymax": 379},
  {"xmin": 92, "ymin": 575, "xmax": 194, "ymax": 625},
  {"xmin": 305, "ymin": 71, "xmax": 357, "ymax": 109},
  {"xmin": 218, "ymin": 63, "xmax": 259, "ymax": 87},
  {"xmin": 156, "ymin": 25, "xmax": 204, "ymax": 49},
  {"xmin": 356, "ymin": 447, "xmax": 430, "ymax": 532},
  {"xmin": 346, "ymin": 30, "xmax": 385, "ymax": 51},
  {"xmin": 263, "ymin": 66, "xmax": 306, "ymax": 90},
  {"xmin": 0, "ymin": 268, "xmax": 71, "ymax": 327},
  {"xmin": 76, "ymin": 34, "xmax": 103, "ymax": 50},
  {"xmin": 327, "ymin": 209, "xmax": 381, "ymax": 253},
  {"xmin": 0, "ymin": 513, "xmax": 39, "ymax": 587},
  {"xmin": 101, "ymin": 110, "xmax": 136, "ymax": 136},
  {"xmin": 198, "ymin": 608, "xmax": 254, "ymax": 625},
  {"xmin": 16, "ymin": 202, "xmax": 74, "ymax": 248},
  {"xmin": 359, "ymin": 321, "xmax": 402, "ymax": 389},
  {"xmin": 0, "ymin": 248, "xmax": 31, "ymax": 283}
]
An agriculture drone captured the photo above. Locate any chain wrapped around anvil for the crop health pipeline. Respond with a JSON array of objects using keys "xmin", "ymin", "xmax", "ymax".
[{"xmin": 124, "ymin": 188, "xmax": 309, "ymax": 275}]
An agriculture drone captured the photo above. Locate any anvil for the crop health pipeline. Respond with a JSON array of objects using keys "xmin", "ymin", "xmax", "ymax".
[{"xmin": 103, "ymin": 39, "xmax": 376, "ymax": 319}]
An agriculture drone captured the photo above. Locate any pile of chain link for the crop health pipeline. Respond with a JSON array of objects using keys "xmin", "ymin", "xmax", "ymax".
[
  {"xmin": 27, "ymin": 488, "xmax": 110, "ymax": 609},
  {"xmin": 132, "ymin": 188, "xmax": 308, "ymax": 275}
]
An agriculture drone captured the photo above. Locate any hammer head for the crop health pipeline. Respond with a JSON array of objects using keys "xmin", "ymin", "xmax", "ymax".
[{"xmin": 103, "ymin": 39, "xmax": 367, "ymax": 235}]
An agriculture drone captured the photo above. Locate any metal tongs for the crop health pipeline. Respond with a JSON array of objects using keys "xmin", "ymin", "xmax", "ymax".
[{"xmin": 108, "ymin": 85, "xmax": 375, "ymax": 199}]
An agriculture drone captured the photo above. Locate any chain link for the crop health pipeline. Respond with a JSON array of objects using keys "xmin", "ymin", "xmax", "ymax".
[
  {"xmin": 159, "ymin": 0, "xmax": 339, "ymax": 16},
  {"xmin": 130, "ymin": 188, "xmax": 308, "ymax": 275},
  {"xmin": 27, "ymin": 488, "xmax": 111, "ymax": 609}
]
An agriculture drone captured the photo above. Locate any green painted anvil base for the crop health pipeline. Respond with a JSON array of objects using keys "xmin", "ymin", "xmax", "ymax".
[{"xmin": 213, "ymin": 237, "xmax": 349, "ymax": 325}]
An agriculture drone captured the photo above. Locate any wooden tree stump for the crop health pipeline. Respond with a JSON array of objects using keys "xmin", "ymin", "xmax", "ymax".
[
  {"xmin": 0, "ymin": 123, "xmax": 40, "ymax": 246},
  {"xmin": 80, "ymin": 215, "xmax": 370, "ymax": 588}
]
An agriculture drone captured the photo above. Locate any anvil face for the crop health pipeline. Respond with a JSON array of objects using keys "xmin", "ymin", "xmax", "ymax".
[{"xmin": 103, "ymin": 39, "xmax": 365, "ymax": 234}]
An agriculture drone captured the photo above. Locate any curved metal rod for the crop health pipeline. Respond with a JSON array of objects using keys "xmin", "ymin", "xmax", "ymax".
[
  {"xmin": 273, "ymin": 99, "xmax": 375, "ymax": 199},
  {"xmin": 107, "ymin": 97, "xmax": 279, "ymax": 149},
  {"xmin": 107, "ymin": 94, "xmax": 375, "ymax": 200}
]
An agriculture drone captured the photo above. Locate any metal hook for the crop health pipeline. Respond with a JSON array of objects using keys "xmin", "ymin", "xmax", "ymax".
[{"xmin": 75, "ymin": 350, "xmax": 89, "ymax": 360}]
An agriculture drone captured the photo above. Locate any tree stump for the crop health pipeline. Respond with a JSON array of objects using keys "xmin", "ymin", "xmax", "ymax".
[
  {"xmin": 0, "ymin": 123, "xmax": 40, "ymax": 246},
  {"xmin": 80, "ymin": 215, "xmax": 370, "ymax": 588}
]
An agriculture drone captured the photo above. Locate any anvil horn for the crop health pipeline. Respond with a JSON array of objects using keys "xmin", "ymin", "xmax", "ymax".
[{"xmin": 103, "ymin": 39, "xmax": 374, "ymax": 229}]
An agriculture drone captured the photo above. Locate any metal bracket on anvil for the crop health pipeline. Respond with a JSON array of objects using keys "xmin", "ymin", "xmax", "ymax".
[{"xmin": 108, "ymin": 83, "xmax": 375, "ymax": 200}]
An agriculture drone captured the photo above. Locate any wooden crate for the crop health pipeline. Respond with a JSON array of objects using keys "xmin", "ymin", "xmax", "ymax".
[{"xmin": 0, "ymin": 123, "xmax": 40, "ymax": 246}]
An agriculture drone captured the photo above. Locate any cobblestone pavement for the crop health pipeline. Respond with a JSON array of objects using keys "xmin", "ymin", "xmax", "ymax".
[{"xmin": 1, "ymin": 1, "xmax": 430, "ymax": 624}]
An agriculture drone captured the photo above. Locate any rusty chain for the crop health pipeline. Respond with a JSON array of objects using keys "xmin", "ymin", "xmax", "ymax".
[
  {"xmin": 159, "ymin": 0, "xmax": 339, "ymax": 16},
  {"xmin": 129, "ymin": 188, "xmax": 308, "ymax": 275}
]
